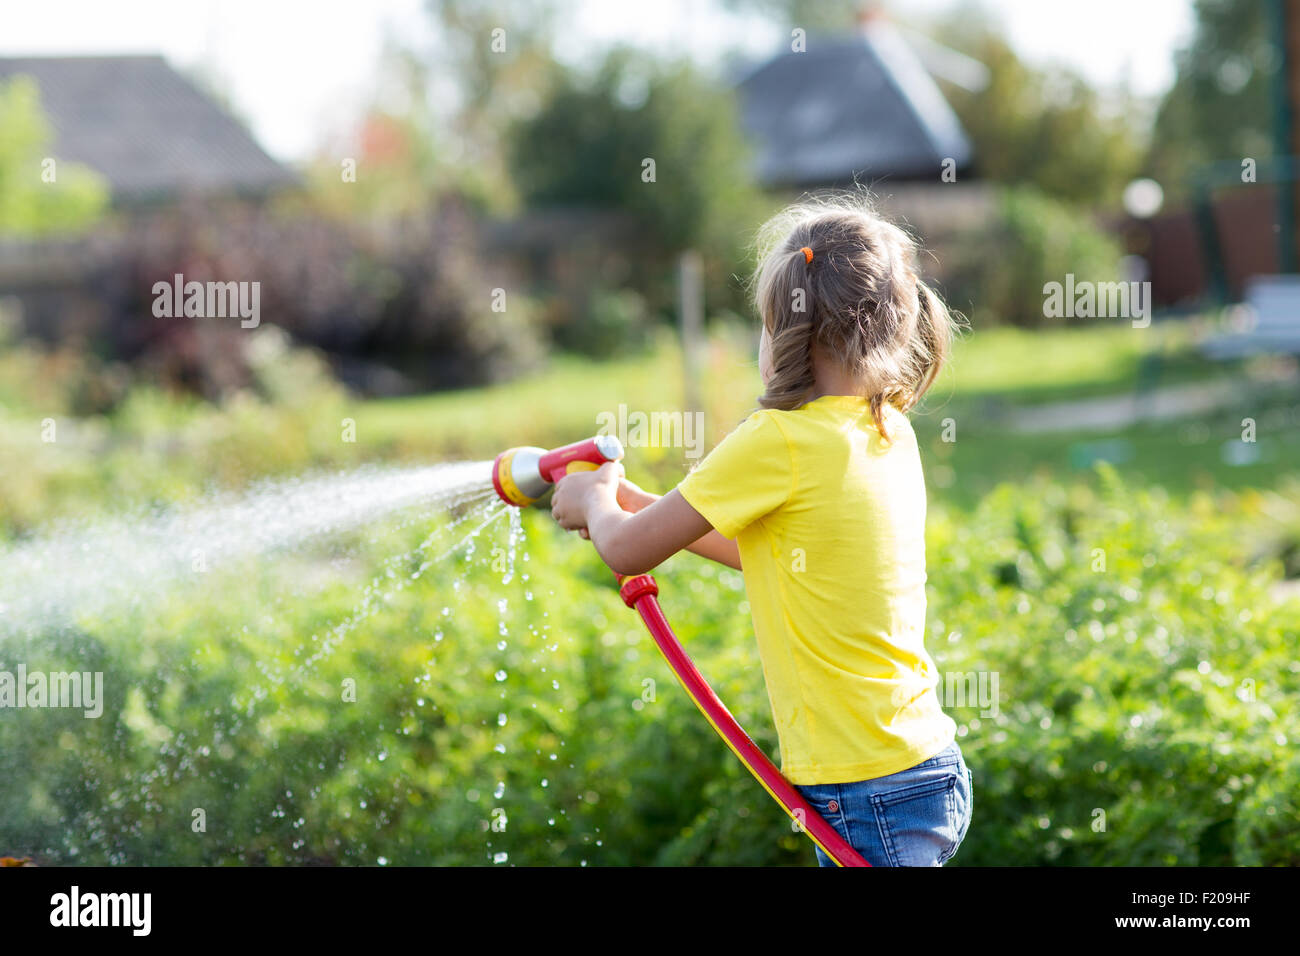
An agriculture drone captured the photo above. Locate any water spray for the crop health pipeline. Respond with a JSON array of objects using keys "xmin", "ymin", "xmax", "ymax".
[{"xmin": 492, "ymin": 436, "xmax": 869, "ymax": 867}]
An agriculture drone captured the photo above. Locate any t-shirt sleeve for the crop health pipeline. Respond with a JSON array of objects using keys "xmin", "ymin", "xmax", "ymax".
[{"xmin": 676, "ymin": 410, "xmax": 794, "ymax": 539}]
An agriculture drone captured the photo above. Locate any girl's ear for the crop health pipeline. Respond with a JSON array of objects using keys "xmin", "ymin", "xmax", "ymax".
[{"xmin": 758, "ymin": 326, "xmax": 773, "ymax": 384}]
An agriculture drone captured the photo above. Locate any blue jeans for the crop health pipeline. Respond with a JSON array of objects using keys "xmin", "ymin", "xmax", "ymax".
[{"xmin": 794, "ymin": 740, "xmax": 973, "ymax": 867}]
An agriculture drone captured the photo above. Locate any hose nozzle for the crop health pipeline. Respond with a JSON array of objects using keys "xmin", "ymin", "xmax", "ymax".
[{"xmin": 492, "ymin": 435, "xmax": 624, "ymax": 507}]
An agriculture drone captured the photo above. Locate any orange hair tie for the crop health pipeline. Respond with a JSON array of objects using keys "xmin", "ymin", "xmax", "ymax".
[{"xmin": 800, "ymin": 246, "xmax": 814, "ymax": 264}]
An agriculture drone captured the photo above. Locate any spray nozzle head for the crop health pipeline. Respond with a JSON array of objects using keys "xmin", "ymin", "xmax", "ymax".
[{"xmin": 492, "ymin": 435, "xmax": 624, "ymax": 507}]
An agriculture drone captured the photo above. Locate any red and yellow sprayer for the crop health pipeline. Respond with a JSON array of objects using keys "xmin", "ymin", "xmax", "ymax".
[
  {"xmin": 491, "ymin": 435, "xmax": 626, "ymax": 507},
  {"xmin": 492, "ymin": 436, "xmax": 869, "ymax": 867}
]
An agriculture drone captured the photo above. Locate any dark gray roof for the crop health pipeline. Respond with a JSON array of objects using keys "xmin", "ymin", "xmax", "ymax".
[
  {"xmin": 735, "ymin": 22, "xmax": 973, "ymax": 188},
  {"xmin": 0, "ymin": 55, "xmax": 298, "ymax": 202}
]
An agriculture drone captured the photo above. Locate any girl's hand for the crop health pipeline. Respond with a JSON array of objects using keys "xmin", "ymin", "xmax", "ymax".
[
  {"xmin": 616, "ymin": 477, "xmax": 658, "ymax": 513},
  {"xmin": 551, "ymin": 461, "xmax": 624, "ymax": 534},
  {"xmin": 572, "ymin": 477, "xmax": 655, "ymax": 538}
]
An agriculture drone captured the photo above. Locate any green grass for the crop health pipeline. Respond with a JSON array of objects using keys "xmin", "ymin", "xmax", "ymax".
[
  {"xmin": 2, "ymin": 319, "xmax": 1287, "ymax": 533},
  {"xmin": 351, "ymin": 320, "xmax": 1292, "ymax": 509}
]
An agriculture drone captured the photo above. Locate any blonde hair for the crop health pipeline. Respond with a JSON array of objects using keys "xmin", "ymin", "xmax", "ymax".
[{"xmin": 749, "ymin": 189, "xmax": 959, "ymax": 441}]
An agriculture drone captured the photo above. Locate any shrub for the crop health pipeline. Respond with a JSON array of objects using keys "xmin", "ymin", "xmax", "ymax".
[
  {"xmin": 944, "ymin": 185, "xmax": 1124, "ymax": 329},
  {"xmin": 552, "ymin": 287, "xmax": 652, "ymax": 357}
]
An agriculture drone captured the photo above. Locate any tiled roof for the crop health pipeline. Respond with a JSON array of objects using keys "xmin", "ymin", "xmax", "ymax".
[
  {"xmin": 0, "ymin": 55, "xmax": 298, "ymax": 202},
  {"xmin": 735, "ymin": 21, "xmax": 973, "ymax": 188}
]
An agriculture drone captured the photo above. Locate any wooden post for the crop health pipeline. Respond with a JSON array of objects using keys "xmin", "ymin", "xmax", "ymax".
[{"xmin": 678, "ymin": 249, "xmax": 704, "ymax": 431}]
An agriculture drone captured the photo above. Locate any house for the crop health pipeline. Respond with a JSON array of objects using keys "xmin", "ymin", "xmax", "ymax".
[
  {"xmin": 0, "ymin": 55, "xmax": 300, "ymax": 385},
  {"xmin": 729, "ymin": 11, "xmax": 993, "ymax": 289},
  {"xmin": 732, "ymin": 12, "xmax": 983, "ymax": 189},
  {"xmin": 0, "ymin": 55, "xmax": 298, "ymax": 204}
]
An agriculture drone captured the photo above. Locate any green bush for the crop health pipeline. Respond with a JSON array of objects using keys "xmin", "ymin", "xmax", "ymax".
[
  {"xmin": 944, "ymin": 185, "xmax": 1124, "ymax": 329},
  {"xmin": 552, "ymin": 287, "xmax": 652, "ymax": 358},
  {"xmin": 928, "ymin": 466, "xmax": 1299, "ymax": 865},
  {"xmin": 0, "ymin": 75, "xmax": 109, "ymax": 238}
]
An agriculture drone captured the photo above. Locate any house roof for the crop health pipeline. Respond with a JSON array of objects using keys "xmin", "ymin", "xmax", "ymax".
[
  {"xmin": 734, "ymin": 20, "xmax": 974, "ymax": 188},
  {"xmin": 0, "ymin": 55, "xmax": 298, "ymax": 202}
]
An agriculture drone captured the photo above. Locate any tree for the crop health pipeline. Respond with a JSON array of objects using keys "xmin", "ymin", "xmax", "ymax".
[
  {"xmin": 1145, "ymin": 0, "xmax": 1275, "ymax": 199},
  {"xmin": 0, "ymin": 76, "xmax": 108, "ymax": 237},
  {"xmin": 507, "ymin": 47, "xmax": 763, "ymax": 258},
  {"xmin": 927, "ymin": 11, "xmax": 1144, "ymax": 208},
  {"xmin": 423, "ymin": 0, "xmax": 566, "ymax": 213}
]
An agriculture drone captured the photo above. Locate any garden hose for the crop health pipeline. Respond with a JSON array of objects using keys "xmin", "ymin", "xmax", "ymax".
[{"xmin": 616, "ymin": 573, "xmax": 868, "ymax": 867}]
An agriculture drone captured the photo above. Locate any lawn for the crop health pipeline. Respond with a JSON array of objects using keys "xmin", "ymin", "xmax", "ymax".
[{"xmin": 352, "ymin": 319, "xmax": 1299, "ymax": 508}]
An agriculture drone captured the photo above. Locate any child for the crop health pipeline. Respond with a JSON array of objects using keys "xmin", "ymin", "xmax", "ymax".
[{"xmin": 550, "ymin": 192, "xmax": 972, "ymax": 867}]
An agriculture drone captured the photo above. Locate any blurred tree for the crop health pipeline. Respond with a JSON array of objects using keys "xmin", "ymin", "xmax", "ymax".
[
  {"xmin": 505, "ymin": 46, "xmax": 768, "ymax": 337},
  {"xmin": 302, "ymin": 3, "xmax": 565, "ymax": 220},
  {"xmin": 424, "ymin": 0, "xmax": 564, "ymax": 213},
  {"xmin": 928, "ymin": 13, "xmax": 1144, "ymax": 208},
  {"xmin": 718, "ymin": 0, "xmax": 865, "ymax": 33},
  {"xmin": 0, "ymin": 76, "xmax": 108, "ymax": 237},
  {"xmin": 1145, "ymin": 0, "xmax": 1275, "ymax": 199},
  {"xmin": 507, "ymin": 46, "xmax": 764, "ymax": 259},
  {"xmin": 302, "ymin": 100, "xmax": 445, "ymax": 223}
]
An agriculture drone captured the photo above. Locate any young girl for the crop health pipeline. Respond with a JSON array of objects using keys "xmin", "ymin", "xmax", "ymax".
[{"xmin": 550, "ymin": 193, "xmax": 972, "ymax": 867}]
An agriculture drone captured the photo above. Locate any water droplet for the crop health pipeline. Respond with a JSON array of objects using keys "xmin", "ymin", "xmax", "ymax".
[{"xmin": 495, "ymin": 670, "xmax": 507, "ymax": 682}]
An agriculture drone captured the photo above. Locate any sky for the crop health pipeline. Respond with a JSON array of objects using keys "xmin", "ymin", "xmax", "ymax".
[{"xmin": 0, "ymin": 0, "xmax": 1196, "ymax": 164}]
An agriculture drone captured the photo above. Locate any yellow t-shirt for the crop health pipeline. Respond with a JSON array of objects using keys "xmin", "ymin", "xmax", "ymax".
[{"xmin": 676, "ymin": 394, "xmax": 955, "ymax": 785}]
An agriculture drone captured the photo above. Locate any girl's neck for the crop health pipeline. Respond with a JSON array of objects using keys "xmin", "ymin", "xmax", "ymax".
[{"xmin": 808, "ymin": 343, "xmax": 865, "ymax": 400}]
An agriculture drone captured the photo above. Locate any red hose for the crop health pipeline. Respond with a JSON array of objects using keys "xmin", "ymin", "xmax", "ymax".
[{"xmin": 617, "ymin": 574, "xmax": 870, "ymax": 867}]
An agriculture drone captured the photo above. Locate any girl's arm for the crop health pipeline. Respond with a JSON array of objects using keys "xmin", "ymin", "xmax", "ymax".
[
  {"xmin": 551, "ymin": 463, "xmax": 742, "ymax": 575},
  {"xmin": 615, "ymin": 479, "xmax": 742, "ymax": 570}
]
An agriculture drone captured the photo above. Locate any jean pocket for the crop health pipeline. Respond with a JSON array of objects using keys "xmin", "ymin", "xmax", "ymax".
[
  {"xmin": 869, "ymin": 772, "xmax": 960, "ymax": 866},
  {"xmin": 956, "ymin": 766, "xmax": 973, "ymax": 846}
]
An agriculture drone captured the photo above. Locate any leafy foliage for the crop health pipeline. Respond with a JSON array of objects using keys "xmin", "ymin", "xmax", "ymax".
[
  {"xmin": 1146, "ymin": 0, "xmax": 1276, "ymax": 199},
  {"xmin": 942, "ymin": 185, "xmax": 1124, "ymax": 328},
  {"xmin": 509, "ymin": 48, "xmax": 759, "ymax": 252},
  {"xmin": 0, "ymin": 75, "xmax": 109, "ymax": 237},
  {"xmin": 1, "ymin": 460, "xmax": 1295, "ymax": 866},
  {"xmin": 929, "ymin": 12, "xmax": 1143, "ymax": 208}
]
